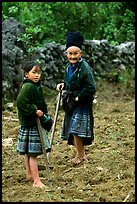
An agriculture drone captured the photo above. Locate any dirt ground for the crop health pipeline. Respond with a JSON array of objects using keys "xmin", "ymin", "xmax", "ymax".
[{"xmin": 2, "ymin": 80, "xmax": 135, "ymax": 202}]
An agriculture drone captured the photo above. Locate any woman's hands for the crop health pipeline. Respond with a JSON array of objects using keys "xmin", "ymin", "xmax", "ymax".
[
  {"xmin": 75, "ymin": 96, "xmax": 79, "ymax": 101},
  {"xmin": 56, "ymin": 83, "xmax": 79, "ymax": 101},
  {"xmin": 56, "ymin": 83, "xmax": 64, "ymax": 91}
]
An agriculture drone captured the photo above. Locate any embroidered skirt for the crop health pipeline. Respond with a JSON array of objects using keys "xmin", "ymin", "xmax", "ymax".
[
  {"xmin": 61, "ymin": 103, "xmax": 94, "ymax": 146},
  {"xmin": 17, "ymin": 126, "xmax": 51, "ymax": 156}
]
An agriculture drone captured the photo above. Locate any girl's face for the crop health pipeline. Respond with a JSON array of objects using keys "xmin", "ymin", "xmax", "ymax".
[
  {"xmin": 25, "ymin": 66, "xmax": 41, "ymax": 83},
  {"xmin": 66, "ymin": 46, "xmax": 82, "ymax": 66}
]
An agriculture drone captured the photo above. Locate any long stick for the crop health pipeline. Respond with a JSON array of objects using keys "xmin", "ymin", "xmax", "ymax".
[
  {"xmin": 47, "ymin": 91, "xmax": 61, "ymax": 160},
  {"xmin": 36, "ymin": 117, "xmax": 52, "ymax": 182}
]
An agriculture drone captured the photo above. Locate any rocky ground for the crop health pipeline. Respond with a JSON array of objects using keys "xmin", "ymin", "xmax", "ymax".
[{"xmin": 2, "ymin": 80, "xmax": 135, "ymax": 202}]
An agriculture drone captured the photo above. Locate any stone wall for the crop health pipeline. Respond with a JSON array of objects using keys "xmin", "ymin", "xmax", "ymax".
[
  {"xmin": 2, "ymin": 17, "xmax": 25, "ymax": 101},
  {"xmin": 32, "ymin": 40, "xmax": 135, "ymax": 90},
  {"xmin": 2, "ymin": 18, "xmax": 135, "ymax": 102}
]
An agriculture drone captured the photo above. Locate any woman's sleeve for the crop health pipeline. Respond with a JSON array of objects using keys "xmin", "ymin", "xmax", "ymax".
[{"xmin": 78, "ymin": 66, "xmax": 96, "ymax": 101}]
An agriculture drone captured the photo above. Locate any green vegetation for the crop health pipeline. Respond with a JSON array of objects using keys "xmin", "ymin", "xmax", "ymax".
[
  {"xmin": 2, "ymin": 2, "xmax": 135, "ymax": 84},
  {"xmin": 2, "ymin": 2, "xmax": 135, "ymax": 53}
]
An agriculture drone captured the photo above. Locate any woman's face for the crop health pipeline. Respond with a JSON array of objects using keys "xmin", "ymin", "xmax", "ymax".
[
  {"xmin": 25, "ymin": 66, "xmax": 41, "ymax": 83},
  {"xmin": 66, "ymin": 46, "xmax": 82, "ymax": 66}
]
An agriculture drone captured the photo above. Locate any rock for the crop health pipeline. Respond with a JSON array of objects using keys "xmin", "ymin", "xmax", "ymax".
[{"xmin": 2, "ymin": 138, "xmax": 14, "ymax": 147}]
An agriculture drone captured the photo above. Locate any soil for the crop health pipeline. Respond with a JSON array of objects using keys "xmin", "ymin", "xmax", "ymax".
[{"xmin": 2, "ymin": 80, "xmax": 135, "ymax": 202}]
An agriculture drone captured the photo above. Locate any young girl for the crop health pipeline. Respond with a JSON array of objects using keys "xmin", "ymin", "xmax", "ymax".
[
  {"xmin": 57, "ymin": 32, "xmax": 96, "ymax": 165},
  {"xmin": 16, "ymin": 61, "xmax": 51, "ymax": 188}
]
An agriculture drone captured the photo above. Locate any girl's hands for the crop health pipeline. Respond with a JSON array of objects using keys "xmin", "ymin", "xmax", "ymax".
[
  {"xmin": 36, "ymin": 110, "xmax": 43, "ymax": 117},
  {"xmin": 56, "ymin": 83, "xmax": 64, "ymax": 91}
]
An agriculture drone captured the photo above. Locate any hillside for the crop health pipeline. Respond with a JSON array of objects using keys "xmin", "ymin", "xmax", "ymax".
[{"xmin": 2, "ymin": 80, "xmax": 135, "ymax": 202}]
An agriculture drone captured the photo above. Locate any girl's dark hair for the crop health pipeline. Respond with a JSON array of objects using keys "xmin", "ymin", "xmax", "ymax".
[{"xmin": 23, "ymin": 61, "xmax": 41, "ymax": 74}]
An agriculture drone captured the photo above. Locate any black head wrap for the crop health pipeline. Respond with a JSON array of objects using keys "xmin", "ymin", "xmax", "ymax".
[{"xmin": 66, "ymin": 32, "xmax": 84, "ymax": 49}]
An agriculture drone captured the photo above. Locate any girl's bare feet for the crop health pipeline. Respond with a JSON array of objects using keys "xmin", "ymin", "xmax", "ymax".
[
  {"xmin": 33, "ymin": 181, "xmax": 46, "ymax": 188},
  {"xmin": 33, "ymin": 181, "xmax": 53, "ymax": 191},
  {"xmin": 26, "ymin": 176, "xmax": 33, "ymax": 181}
]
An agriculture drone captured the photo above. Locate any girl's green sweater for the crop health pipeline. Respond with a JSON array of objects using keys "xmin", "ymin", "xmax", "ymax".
[{"xmin": 16, "ymin": 79, "xmax": 48, "ymax": 127}]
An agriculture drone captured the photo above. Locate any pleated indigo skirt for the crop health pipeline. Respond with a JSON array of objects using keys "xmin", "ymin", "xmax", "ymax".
[
  {"xmin": 17, "ymin": 126, "xmax": 51, "ymax": 156},
  {"xmin": 61, "ymin": 103, "xmax": 94, "ymax": 146}
]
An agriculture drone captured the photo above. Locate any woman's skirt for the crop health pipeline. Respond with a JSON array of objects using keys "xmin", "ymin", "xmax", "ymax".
[
  {"xmin": 17, "ymin": 126, "xmax": 51, "ymax": 156},
  {"xmin": 61, "ymin": 103, "xmax": 94, "ymax": 146}
]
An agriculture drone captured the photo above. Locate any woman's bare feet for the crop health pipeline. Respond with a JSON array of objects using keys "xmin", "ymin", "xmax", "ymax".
[{"xmin": 70, "ymin": 156, "xmax": 88, "ymax": 165}]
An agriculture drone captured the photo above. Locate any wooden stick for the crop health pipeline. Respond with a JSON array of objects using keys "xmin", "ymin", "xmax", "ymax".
[
  {"xmin": 47, "ymin": 91, "xmax": 61, "ymax": 160},
  {"xmin": 36, "ymin": 117, "xmax": 52, "ymax": 183},
  {"xmin": 123, "ymin": 194, "xmax": 130, "ymax": 202}
]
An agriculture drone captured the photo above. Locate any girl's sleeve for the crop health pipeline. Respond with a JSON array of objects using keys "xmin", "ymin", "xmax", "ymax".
[
  {"xmin": 37, "ymin": 87, "xmax": 48, "ymax": 114},
  {"xmin": 17, "ymin": 87, "xmax": 37, "ymax": 116}
]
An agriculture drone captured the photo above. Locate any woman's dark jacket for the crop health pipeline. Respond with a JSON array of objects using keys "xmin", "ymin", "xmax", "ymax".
[
  {"xmin": 16, "ymin": 79, "xmax": 48, "ymax": 127},
  {"xmin": 64, "ymin": 59, "xmax": 96, "ymax": 104}
]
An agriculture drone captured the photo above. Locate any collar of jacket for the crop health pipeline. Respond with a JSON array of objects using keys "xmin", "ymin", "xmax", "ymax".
[
  {"xmin": 67, "ymin": 58, "xmax": 82, "ymax": 68},
  {"xmin": 22, "ymin": 79, "xmax": 41, "ymax": 87},
  {"xmin": 66, "ymin": 59, "xmax": 82, "ymax": 75}
]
